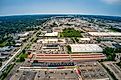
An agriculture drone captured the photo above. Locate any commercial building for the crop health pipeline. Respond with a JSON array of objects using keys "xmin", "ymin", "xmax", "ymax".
[
  {"xmin": 0, "ymin": 46, "xmax": 14, "ymax": 52},
  {"xmin": 18, "ymin": 32, "xmax": 30, "ymax": 37},
  {"xmin": 42, "ymin": 44, "xmax": 59, "ymax": 49},
  {"xmin": 44, "ymin": 32, "xmax": 58, "ymax": 37},
  {"xmin": 79, "ymin": 38, "xmax": 90, "ymax": 41},
  {"xmin": 0, "ymin": 51, "xmax": 12, "ymax": 60},
  {"xmin": 88, "ymin": 32, "xmax": 121, "ymax": 37},
  {"xmin": 28, "ymin": 53, "xmax": 106, "ymax": 63},
  {"xmin": 69, "ymin": 44, "xmax": 103, "ymax": 53},
  {"xmin": 37, "ymin": 38, "xmax": 66, "ymax": 44}
]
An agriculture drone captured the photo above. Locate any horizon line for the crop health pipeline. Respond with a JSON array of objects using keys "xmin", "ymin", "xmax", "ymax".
[{"xmin": 0, "ymin": 13, "xmax": 121, "ymax": 17}]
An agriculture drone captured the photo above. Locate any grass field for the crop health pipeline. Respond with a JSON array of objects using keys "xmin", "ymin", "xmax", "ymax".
[
  {"xmin": 16, "ymin": 52, "xmax": 28, "ymax": 62},
  {"xmin": 60, "ymin": 28, "xmax": 83, "ymax": 37}
]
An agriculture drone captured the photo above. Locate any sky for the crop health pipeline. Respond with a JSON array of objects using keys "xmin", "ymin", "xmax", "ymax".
[{"xmin": 0, "ymin": 0, "xmax": 121, "ymax": 16}]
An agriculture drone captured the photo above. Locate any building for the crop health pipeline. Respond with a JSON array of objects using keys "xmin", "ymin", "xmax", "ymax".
[
  {"xmin": 69, "ymin": 44, "xmax": 103, "ymax": 53},
  {"xmin": 0, "ymin": 52, "xmax": 11, "ymax": 60},
  {"xmin": 44, "ymin": 32, "xmax": 58, "ymax": 37},
  {"xmin": 37, "ymin": 38, "xmax": 66, "ymax": 44},
  {"xmin": 42, "ymin": 44, "xmax": 59, "ymax": 49},
  {"xmin": 88, "ymin": 32, "xmax": 121, "ymax": 37},
  {"xmin": 0, "ymin": 46, "xmax": 14, "ymax": 52},
  {"xmin": 18, "ymin": 32, "xmax": 30, "ymax": 37},
  {"xmin": 28, "ymin": 53, "xmax": 106, "ymax": 63},
  {"xmin": 53, "ymin": 27, "xmax": 63, "ymax": 32},
  {"xmin": 79, "ymin": 38, "xmax": 90, "ymax": 41}
]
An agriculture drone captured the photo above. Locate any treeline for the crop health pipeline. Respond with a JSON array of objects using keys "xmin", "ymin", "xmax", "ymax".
[
  {"xmin": 75, "ymin": 15, "xmax": 121, "ymax": 22},
  {"xmin": 0, "ymin": 15, "xmax": 59, "ymax": 34},
  {"xmin": 0, "ymin": 15, "xmax": 52, "ymax": 46},
  {"xmin": 0, "ymin": 16, "xmax": 47, "ymax": 34}
]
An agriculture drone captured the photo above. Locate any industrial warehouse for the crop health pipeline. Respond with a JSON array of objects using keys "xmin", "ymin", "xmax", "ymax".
[
  {"xmin": 28, "ymin": 53, "xmax": 106, "ymax": 65},
  {"xmin": 88, "ymin": 32, "xmax": 121, "ymax": 37},
  {"xmin": 69, "ymin": 44, "xmax": 103, "ymax": 53}
]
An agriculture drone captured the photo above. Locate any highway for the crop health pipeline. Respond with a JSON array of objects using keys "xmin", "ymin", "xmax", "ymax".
[{"xmin": 0, "ymin": 28, "xmax": 41, "ymax": 76}]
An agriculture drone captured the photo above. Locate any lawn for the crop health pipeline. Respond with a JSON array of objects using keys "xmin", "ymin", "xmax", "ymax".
[
  {"xmin": 60, "ymin": 28, "xmax": 83, "ymax": 37},
  {"xmin": 16, "ymin": 52, "xmax": 28, "ymax": 62},
  {"xmin": 19, "ymin": 53, "xmax": 28, "ymax": 58}
]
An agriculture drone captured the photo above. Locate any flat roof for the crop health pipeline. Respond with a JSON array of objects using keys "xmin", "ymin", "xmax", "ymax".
[
  {"xmin": 31, "ymin": 53, "xmax": 106, "ymax": 62},
  {"xmin": 88, "ymin": 32, "xmax": 121, "ymax": 37},
  {"xmin": 70, "ymin": 44, "xmax": 103, "ymax": 53},
  {"xmin": 80, "ymin": 38, "xmax": 90, "ymax": 41},
  {"xmin": 37, "ymin": 39, "xmax": 58, "ymax": 43},
  {"xmin": 18, "ymin": 32, "xmax": 29, "ymax": 37},
  {"xmin": 44, "ymin": 32, "xmax": 58, "ymax": 36},
  {"xmin": 37, "ymin": 38, "xmax": 66, "ymax": 43}
]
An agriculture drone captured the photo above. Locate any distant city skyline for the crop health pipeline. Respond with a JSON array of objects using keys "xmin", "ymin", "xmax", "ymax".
[{"xmin": 0, "ymin": 0, "xmax": 121, "ymax": 16}]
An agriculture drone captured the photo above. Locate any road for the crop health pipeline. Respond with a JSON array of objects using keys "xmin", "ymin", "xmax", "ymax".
[{"xmin": 0, "ymin": 29, "xmax": 41, "ymax": 76}]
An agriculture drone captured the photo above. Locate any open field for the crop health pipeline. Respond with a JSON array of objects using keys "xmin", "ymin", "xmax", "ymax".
[{"xmin": 60, "ymin": 28, "xmax": 83, "ymax": 37}]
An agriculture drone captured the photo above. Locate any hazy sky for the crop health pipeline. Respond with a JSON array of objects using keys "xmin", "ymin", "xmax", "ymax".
[{"xmin": 0, "ymin": 0, "xmax": 121, "ymax": 16}]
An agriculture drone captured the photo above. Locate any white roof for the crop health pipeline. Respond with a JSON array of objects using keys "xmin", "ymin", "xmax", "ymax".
[
  {"xmin": 24, "ymin": 32, "xmax": 29, "ymax": 36},
  {"xmin": 88, "ymin": 32, "xmax": 121, "ymax": 37},
  {"xmin": 80, "ymin": 38, "xmax": 90, "ymax": 41},
  {"xmin": 19, "ymin": 38, "xmax": 26, "ymax": 40},
  {"xmin": 37, "ymin": 39, "xmax": 58, "ymax": 43},
  {"xmin": 15, "ymin": 43, "xmax": 22, "ymax": 46},
  {"xmin": 44, "ymin": 32, "xmax": 58, "ymax": 36},
  {"xmin": 37, "ymin": 38, "xmax": 66, "ymax": 44},
  {"xmin": 70, "ymin": 44, "xmax": 103, "ymax": 53},
  {"xmin": 18, "ymin": 32, "xmax": 29, "ymax": 37}
]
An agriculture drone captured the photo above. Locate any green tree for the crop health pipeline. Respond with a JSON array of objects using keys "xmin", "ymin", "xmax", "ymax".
[
  {"xmin": 67, "ymin": 45, "xmax": 71, "ymax": 53},
  {"xmin": 20, "ymin": 57, "xmax": 25, "ymax": 62},
  {"xmin": 75, "ymin": 38, "xmax": 79, "ymax": 43},
  {"xmin": 103, "ymin": 47, "xmax": 116, "ymax": 61},
  {"xmin": 22, "ymin": 49, "xmax": 26, "ymax": 53}
]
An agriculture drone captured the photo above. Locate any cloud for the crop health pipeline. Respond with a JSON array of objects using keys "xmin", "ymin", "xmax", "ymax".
[{"xmin": 102, "ymin": 0, "xmax": 121, "ymax": 4}]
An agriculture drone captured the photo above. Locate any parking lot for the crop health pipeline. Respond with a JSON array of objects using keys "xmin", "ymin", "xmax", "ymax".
[
  {"xmin": 35, "ymin": 69, "xmax": 79, "ymax": 80},
  {"xmin": 10, "ymin": 69, "xmax": 79, "ymax": 80},
  {"xmin": 79, "ymin": 62, "xmax": 109, "ymax": 80}
]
